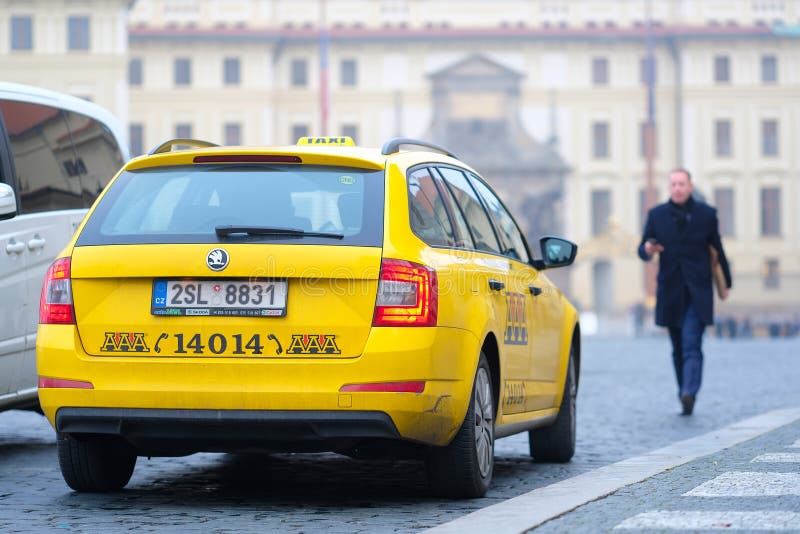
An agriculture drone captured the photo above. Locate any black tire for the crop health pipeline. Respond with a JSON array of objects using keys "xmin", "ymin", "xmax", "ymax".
[
  {"xmin": 426, "ymin": 352, "xmax": 494, "ymax": 498},
  {"xmin": 529, "ymin": 346, "xmax": 576, "ymax": 462},
  {"xmin": 57, "ymin": 433, "xmax": 137, "ymax": 492}
]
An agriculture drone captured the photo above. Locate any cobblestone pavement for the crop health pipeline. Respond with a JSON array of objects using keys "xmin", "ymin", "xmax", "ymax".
[{"xmin": 1, "ymin": 335, "xmax": 798, "ymax": 532}]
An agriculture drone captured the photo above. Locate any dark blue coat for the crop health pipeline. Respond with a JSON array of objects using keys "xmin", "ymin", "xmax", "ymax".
[{"xmin": 638, "ymin": 200, "xmax": 732, "ymax": 327}]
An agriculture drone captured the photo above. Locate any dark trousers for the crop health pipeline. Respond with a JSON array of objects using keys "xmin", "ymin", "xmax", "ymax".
[{"xmin": 667, "ymin": 301, "xmax": 706, "ymax": 398}]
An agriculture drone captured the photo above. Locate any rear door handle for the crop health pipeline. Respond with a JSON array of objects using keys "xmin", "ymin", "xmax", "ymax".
[
  {"xmin": 5, "ymin": 239, "xmax": 25, "ymax": 255},
  {"xmin": 529, "ymin": 285, "xmax": 543, "ymax": 296},
  {"xmin": 27, "ymin": 235, "xmax": 46, "ymax": 251},
  {"xmin": 488, "ymin": 279, "xmax": 505, "ymax": 291}
]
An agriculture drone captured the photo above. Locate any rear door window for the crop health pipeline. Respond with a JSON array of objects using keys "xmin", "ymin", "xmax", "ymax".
[
  {"xmin": 407, "ymin": 167, "xmax": 456, "ymax": 247},
  {"xmin": 432, "ymin": 167, "xmax": 474, "ymax": 249},
  {"xmin": 468, "ymin": 174, "xmax": 530, "ymax": 263},
  {"xmin": 77, "ymin": 164, "xmax": 384, "ymax": 247},
  {"xmin": 438, "ymin": 167, "xmax": 501, "ymax": 254}
]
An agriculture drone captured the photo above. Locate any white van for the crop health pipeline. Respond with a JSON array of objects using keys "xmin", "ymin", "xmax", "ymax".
[{"xmin": 0, "ymin": 82, "xmax": 128, "ymax": 410}]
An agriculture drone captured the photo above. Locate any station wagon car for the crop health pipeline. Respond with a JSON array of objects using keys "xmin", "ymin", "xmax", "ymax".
[{"xmin": 37, "ymin": 136, "xmax": 580, "ymax": 498}]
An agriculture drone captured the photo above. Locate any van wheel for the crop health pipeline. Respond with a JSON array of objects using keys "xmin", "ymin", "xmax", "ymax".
[
  {"xmin": 57, "ymin": 433, "xmax": 136, "ymax": 492},
  {"xmin": 529, "ymin": 346, "xmax": 576, "ymax": 462},
  {"xmin": 426, "ymin": 352, "xmax": 494, "ymax": 498}
]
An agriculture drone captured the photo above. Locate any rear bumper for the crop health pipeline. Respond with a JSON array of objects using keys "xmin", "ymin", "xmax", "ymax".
[
  {"xmin": 56, "ymin": 407, "xmax": 399, "ymax": 455},
  {"xmin": 38, "ymin": 324, "xmax": 482, "ymax": 448}
]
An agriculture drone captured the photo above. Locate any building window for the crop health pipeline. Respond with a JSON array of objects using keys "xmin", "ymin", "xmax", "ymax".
[
  {"xmin": 129, "ymin": 123, "xmax": 144, "ymax": 157},
  {"xmin": 341, "ymin": 59, "xmax": 357, "ymax": 87},
  {"xmin": 761, "ymin": 55, "xmax": 777, "ymax": 83},
  {"xmin": 714, "ymin": 119, "xmax": 731, "ymax": 157},
  {"xmin": 761, "ymin": 119, "xmax": 778, "ymax": 156},
  {"xmin": 592, "ymin": 121, "xmax": 609, "ymax": 159},
  {"xmin": 640, "ymin": 122, "xmax": 657, "ymax": 158},
  {"xmin": 713, "ymin": 187, "xmax": 734, "ymax": 237},
  {"xmin": 291, "ymin": 59, "xmax": 308, "ymax": 87},
  {"xmin": 760, "ymin": 187, "xmax": 781, "ymax": 236},
  {"xmin": 763, "ymin": 259, "xmax": 780, "ymax": 289},
  {"xmin": 174, "ymin": 58, "xmax": 191, "ymax": 86},
  {"xmin": 224, "ymin": 123, "xmax": 241, "ymax": 145},
  {"xmin": 128, "ymin": 58, "xmax": 143, "ymax": 86},
  {"xmin": 591, "ymin": 189, "xmax": 611, "ymax": 236},
  {"xmin": 341, "ymin": 124, "xmax": 358, "ymax": 141},
  {"xmin": 224, "ymin": 57, "xmax": 240, "ymax": 85},
  {"xmin": 713, "ymin": 55, "xmax": 730, "ymax": 83},
  {"xmin": 639, "ymin": 56, "xmax": 656, "ymax": 85},
  {"xmin": 291, "ymin": 123, "xmax": 309, "ymax": 141},
  {"xmin": 67, "ymin": 16, "xmax": 90, "ymax": 51},
  {"xmin": 175, "ymin": 123, "xmax": 192, "ymax": 139},
  {"xmin": 10, "ymin": 15, "xmax": 33, "ymax": 50},
  {"xmin": 592, "ymin": 57, "xmax": 608, "ymax": 85}
]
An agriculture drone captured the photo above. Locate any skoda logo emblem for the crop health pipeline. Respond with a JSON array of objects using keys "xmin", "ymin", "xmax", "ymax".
[{"xmin": 206, "ymin": 248, "xmax": 229, "ymax": 271}]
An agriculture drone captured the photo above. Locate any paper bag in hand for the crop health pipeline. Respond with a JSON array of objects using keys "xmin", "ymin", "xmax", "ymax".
[{"xmin": 709, "ymin": 245, "xmax": 729, "ymax": 300}]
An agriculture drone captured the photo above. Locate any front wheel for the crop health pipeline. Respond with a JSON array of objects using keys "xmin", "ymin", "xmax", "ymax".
[
  {"xmin": 529, "ymin": 345, "xmax": 577, "ymax": 462},
  {"xmin": 57, "ymin": 433, "xmax": 137, "ymax": 492},
  {"xmin": 426, "ymin": 352, "xmax": 494, "ymax": 498}
]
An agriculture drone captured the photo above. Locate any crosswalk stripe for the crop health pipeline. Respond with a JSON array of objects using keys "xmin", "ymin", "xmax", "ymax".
[
  {"xmin": 614, "ymin": 511, "xmax": 800, "ymax": 530},
  {"xmin": 684, "ymin": 472, "xmax": 800, "ymax": 497},
  {"xmin": 424, "ymin": 409, "xmax": 800, "ymax": 534},
  {"xmin": 752, "ymin": 453, "xmax": 800, "ymax": 463}
]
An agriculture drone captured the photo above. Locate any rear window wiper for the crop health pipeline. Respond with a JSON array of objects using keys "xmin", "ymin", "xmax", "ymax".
[{"xmin": 215, "ymin": 225, "xmax": 344, "ymax": 240}]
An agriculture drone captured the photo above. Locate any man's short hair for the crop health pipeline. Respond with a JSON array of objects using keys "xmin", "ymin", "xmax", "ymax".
[{"xmin": 669, "ymin": 167, "xmax": 692, "ymax": 181}]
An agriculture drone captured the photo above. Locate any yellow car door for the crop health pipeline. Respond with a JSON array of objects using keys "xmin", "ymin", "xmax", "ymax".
[
  {"xmin": 520, "ymin": 264, "xmax": 562, "ymax": 410},
  {"xmin": 466, "ymin": 174, "xmax": 563, "ymax": 412},
  {"xmin": 438, "ymin": 168, "xmax": 531, "ymax": 414}
]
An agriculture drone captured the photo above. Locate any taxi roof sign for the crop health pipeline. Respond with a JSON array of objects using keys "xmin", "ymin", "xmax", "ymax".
[{"xmin": 297, "ymin": 136, "xmax": 355, "ymax": 146}]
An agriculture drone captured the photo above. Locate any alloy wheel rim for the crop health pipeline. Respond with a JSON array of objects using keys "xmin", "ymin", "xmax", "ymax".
[{"xmin": 473, "ymin": 367, "xmax": 494, "ymax": 477}]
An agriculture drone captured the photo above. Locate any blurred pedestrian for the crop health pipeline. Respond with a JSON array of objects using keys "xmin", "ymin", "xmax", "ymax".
[
  {"xmin": 741, "ymin": 318, "xmax": 753, "ymax": 338},
  {"xmin": 632, "ymin": 302, "xmax": 646, "ymax": 337},
  {"xmin": 637, "ymin": 168, "xmax": 732, "ymax": 416}
]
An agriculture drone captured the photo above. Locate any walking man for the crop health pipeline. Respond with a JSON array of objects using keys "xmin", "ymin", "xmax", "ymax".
[{"xmin": 638, "ymin": 168, "xmax": 732, "ymax": 415}]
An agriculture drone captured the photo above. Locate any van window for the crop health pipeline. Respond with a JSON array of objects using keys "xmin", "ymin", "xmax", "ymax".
[
  {"xmin": 0, "ymin": 99, "xmax": 82, "ymax": 213},
  {"xmin": 62, "ymin": 110, "xmax": 125, "ymax": 206},
  {"xmin": 0, "ymin": 99, "xmax": 124, "ymax": 213}
]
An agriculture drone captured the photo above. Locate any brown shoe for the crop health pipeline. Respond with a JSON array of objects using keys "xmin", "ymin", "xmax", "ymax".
[{"xmin": 681, "ymin": 394, "xmax": 695, "ymax": 416}]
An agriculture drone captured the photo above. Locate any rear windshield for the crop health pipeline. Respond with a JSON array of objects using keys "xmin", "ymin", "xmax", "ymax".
[{"xmin": 76, "ymin": 164, "xmax": 384, "ymax": 246}]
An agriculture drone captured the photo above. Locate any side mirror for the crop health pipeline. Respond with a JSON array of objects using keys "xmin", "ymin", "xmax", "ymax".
[
  {"xmin": 532, "ymin": 236, "xmax": 577, "ymax": 270},
  {"xmin": 0, "ymin": 183, "xmax": 17, "ymax": 221}
]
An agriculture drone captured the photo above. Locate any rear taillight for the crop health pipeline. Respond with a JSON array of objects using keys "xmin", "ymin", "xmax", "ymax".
[
  {"xmin": 39, "ymin": 257, "xmax": 75, "ymax": 325},
  {"xmin": 372, "ymin": 258, "xmax": 437, "ymax": 327}
]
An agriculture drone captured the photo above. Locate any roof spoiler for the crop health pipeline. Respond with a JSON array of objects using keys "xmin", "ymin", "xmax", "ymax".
[
  {"xmin": 381, "ymin": 137, "xmax": 457, "ymax": 159},
  {"xmin": 148, "ymin": 138, "xmax": 219, "ymax": 155}
]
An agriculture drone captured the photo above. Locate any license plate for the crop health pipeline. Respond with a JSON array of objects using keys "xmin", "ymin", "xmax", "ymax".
[{"xmin": 151, "ymin": 279, "xmax": 287, "ymax": 317}]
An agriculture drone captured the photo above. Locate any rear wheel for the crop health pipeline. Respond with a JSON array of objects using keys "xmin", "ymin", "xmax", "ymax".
[
  {"xmin": 529, "ymin": 346, "xmax": 576, "ymax": 462},
  {"xmin": 57, "ymin": 433, "xmax": 137, "ymax": 492},
  {"xmin": 426, "ymin": 352, "xmax": 494, "ymax": 498}
]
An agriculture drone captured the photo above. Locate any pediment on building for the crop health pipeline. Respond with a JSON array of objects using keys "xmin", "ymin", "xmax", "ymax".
[{"xmin": 429, "ymin": 54, "xmax": 524, "ymax": 81}]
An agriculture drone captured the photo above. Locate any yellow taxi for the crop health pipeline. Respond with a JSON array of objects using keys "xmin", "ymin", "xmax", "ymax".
[{"xmin": 37, "ymin": 136, "xmax": 579, "ymax": 498}]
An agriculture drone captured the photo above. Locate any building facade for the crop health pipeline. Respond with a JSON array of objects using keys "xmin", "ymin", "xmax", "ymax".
[
  {"xmin": 0, "ymin": 0, "xmax": 131, "ymax": 121},
  {"xmin": 3, "ymin": 0, "xmax": 799, "ymax": 329}
]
